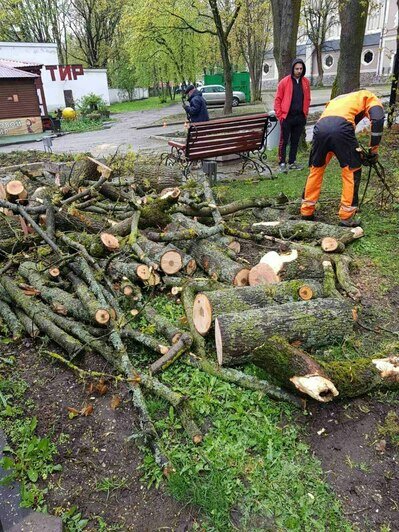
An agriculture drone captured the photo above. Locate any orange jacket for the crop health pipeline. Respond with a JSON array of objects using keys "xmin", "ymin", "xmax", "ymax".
[
  {"xmin": 274, "ymin": 76, "xmax": 311, "ymax": 120},
  {"xmin": 321, "ymin": 90, "xmax": 384, "ymax": 149}
]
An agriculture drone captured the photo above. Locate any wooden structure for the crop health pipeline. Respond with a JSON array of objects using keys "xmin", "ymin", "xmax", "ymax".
[
  {"xmin": 0, "ymin": 64, "xmax": 43, "ymax": 137},
  {"xmin": 0, "ymin": 59, "xmax": 47, "ymax": 116},
  {"xmin": 163, "ymin": 113, "xmax": 274, "ymax": 177}
]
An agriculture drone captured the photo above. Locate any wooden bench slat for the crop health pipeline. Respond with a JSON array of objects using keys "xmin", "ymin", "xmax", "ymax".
[
  {"xmin": 188, "ymin": 114, "xmax": 269, "ymax": 129},
  {"xmin": 188, "ymin": 142, "xmax": 264, "ymax": 160},
  {"xmin": 187, "ymin": 131, "xmax": 263, "ymax": 147}
]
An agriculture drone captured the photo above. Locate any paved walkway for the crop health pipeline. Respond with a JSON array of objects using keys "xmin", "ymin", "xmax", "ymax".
[
  {"xmin": 0, "ymin": 103, "xmax": 183, "ymax": 157},
  {"xmin": 0, "ymin": 85, "xmax": 390, "ymax": 157}
]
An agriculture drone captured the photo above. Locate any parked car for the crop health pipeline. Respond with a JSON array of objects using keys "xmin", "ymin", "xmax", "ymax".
[{"xmin": 199, "ymin": 85, "xmax": 246, "ymax": 106}]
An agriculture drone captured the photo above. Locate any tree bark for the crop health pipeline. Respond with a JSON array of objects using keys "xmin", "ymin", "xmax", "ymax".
[
  {"xmin": 252, "ymin": 336, "xmax": 339, "ymax": 402},
  {"xmin": 193, "ymin": 279, "xmax": 325, "ymax": 335},
  {"xmin": 321, "ymin": 356, "xmax": 399, "ymax": 397},
  {"xmin": 188, "ymin": 239, "xmax": 250, "ymax": 286},
  {"xmin": 133, "ymin": 162, "xmax": 183, "ymax": 192},
  {"xmin": 270, "ymin": 0, "xmax": 301, "ymax": 79},
  {"xmin": 253, "ymin": 219, "xmax": 363, "ymax": 243},
  {"xmin": 331, "ymin": 0, "xmax": 369, "ymax": 97},
  {"xmin": 215, "ymin": 298, "xmax": 354, "ymax": 365}
]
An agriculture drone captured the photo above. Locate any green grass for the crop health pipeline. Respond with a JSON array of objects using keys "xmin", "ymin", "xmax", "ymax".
[
  {"xmin": 140, "ymin": 358, "xmax": 351, "ymax": 531},
  {"xmin": 135, "ymin": 295, "xmax": 351, "ymax": 531},
  {"xmin": 0, "ymin": 357, "xmax": 61, "ymax": 509},
  {"xmin": 108, "ymin": 96, "xmax": 178, "ymax": 114},
  {"xmin": 60, "ymin": 117, "xmax": 106, "ymax": 133}
]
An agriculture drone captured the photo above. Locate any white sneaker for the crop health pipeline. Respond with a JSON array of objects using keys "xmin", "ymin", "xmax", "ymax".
[{"xmin": 279, "ymin": 163, "xmax": 288, "ymax": 173}]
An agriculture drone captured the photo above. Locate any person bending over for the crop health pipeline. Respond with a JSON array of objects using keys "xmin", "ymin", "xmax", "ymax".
[{"xmin": 300, "ymin": 89, "xmax": 384, "ymax": 227}]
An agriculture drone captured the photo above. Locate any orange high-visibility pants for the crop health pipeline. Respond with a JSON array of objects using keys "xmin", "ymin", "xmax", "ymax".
[{"xmin": 301, "ymin": 152, "xmax": 361, "ymax": 220}]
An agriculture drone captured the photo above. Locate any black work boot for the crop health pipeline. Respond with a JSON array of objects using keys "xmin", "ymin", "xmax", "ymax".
[{"xmin": 339, "ymin": 217, "xmax": 362, "ymax": 228}]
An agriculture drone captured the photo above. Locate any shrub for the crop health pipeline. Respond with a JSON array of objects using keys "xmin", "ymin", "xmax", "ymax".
[{"xmin": 77, "ymin": 93, "xmax": 109, "ymax": 118}]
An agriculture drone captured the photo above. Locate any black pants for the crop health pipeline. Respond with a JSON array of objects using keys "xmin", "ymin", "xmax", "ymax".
[{"xmin": 278, "ymin": 113, "xmax": 306, "ymax": 164}]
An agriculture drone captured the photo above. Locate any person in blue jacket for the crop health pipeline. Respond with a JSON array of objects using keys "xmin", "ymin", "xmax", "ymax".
[{"xmin": 183, "ymin": 84, "xmax": 209, "ymax": 123}]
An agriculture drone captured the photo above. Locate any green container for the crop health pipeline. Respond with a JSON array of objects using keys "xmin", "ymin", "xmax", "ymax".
[{"xmin": 204, "ymin": 71, "xmax": 251, "ymax": 103}]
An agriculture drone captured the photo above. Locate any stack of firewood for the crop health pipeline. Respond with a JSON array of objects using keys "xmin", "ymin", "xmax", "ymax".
[{"xmin": 0, "ymin": 155, "xmax": 398, "ymax": 468}]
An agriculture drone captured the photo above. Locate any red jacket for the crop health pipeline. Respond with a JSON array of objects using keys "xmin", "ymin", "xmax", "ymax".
[{"xmin": 274, "ymin": 75, "xmax": 311, "ymax": 121}]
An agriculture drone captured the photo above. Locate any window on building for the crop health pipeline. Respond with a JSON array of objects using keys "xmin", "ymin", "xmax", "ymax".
[
  {"xmin": 263, "ymin": 63, "xmax": 270, "ymax": 74},
  {"xmin": 324, "ymin": 55, "xmax": 334, "ymax": 68},
  {"xmin": 363, "ymin": 50, "xmax": 374, "ymax": 64}
]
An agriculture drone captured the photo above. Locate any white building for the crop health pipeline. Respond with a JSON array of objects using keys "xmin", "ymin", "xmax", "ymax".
[
  {"xmin": 262, "ymin": 0, "xmax": 398, "ymax": 88},
  {"xmin": 0, "ymin": 42, "xmax": 110, "ymax": 112}
]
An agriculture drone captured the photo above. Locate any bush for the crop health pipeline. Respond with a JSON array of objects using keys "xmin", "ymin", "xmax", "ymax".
[
  {"xmin": 77, "ymin": 93, "xmax": 109, "ymax": 118},
  {"xmin": 85, "ymin": 112, "xmax": 102, "ymax": 121}
]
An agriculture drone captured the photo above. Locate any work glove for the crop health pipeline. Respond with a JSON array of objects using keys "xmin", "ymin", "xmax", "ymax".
[
  {"xmin": 360, "ymin": 149, "xmax": 378, "ymax": 166},
  {"xmin": 367, "ymin": 150, "xmax": 379, "ymax": 164}
]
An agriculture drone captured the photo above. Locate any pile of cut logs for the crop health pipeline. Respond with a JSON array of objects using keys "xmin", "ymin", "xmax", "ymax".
[{"xmin": 0, "ymin": 155, "xmax": 397, "ymax": 466}]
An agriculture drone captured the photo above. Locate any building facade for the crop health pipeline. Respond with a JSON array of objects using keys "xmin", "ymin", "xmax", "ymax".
[
  {"xmin": 0, "ymin": 42, "xmax": 110, "ymax": 112},
  {"xmin": 262, "ymin": 0, "xmax": 398, "ymax": 88}
]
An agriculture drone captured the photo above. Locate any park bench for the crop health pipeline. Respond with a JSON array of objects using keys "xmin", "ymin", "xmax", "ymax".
[{"xmin": 162, "ymin": 113, "xmax": 276, "ymax": 178}]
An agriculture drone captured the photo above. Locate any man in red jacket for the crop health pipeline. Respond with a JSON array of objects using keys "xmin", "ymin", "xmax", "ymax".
[{"xmin": 274, "ymin": 58, "xmax": 311, "ymax": 172}]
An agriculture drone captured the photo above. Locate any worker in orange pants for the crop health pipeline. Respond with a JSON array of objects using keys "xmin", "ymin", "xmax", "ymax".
[{"xmin": 301, "ymin": 90, "xmax": 384, "ymax": 226}]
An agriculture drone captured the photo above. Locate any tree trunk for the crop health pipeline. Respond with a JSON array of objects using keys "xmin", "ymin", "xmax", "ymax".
[
  {"xmin": 331, "ymin": 0, "xmax": 369, "ymax": 97},
  {"xmin": 193, "ymin": 279, "xmax": 325, "ymax": 335},
  {"xmin": 188, "ymin": 239, "xmax": 250, "ymax": 286},
  {"xmin": 270, "ymin": 0, "xmax": 301, "ymax": 79},
  {"xmin": 215, "ymin": 298, "xmax": 354, "ymax": 365},
  {"xmin": 387, "ymin": 0, "xmax": 399, "ymax": 128},
  {"xmin": 321, "ymin": 356, "xmax": 399, "ymax": 397},
  {"xmin": 133, "ymin": 162, "xmax": 183, "ymax": 192},
  {"xmin": 252, "ymin": 336, "xmax": 339, "ymax": 402},
  {"xmin": 315, "ymin": 45, "xmax": 324, "ymax": 86}
]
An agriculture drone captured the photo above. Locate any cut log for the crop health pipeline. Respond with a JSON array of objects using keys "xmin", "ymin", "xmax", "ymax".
[
  {"xmin": 186, "ymin": 240, "xmax": 249, "ymax": 286},
  {"xmin": 333, "ymin": 255, "xmax": 361, "ymax": 300},
  {"xmin": 252, "ymin": 336, "xmax": 339, "ymax": 402},
  {"xmin": 133, "ymin": 161, "xmax": 183, "ymax": 192},
  {"xmin": 5, "ymin": 180, "xmax": 27, "ymax": 203},
  {"xmin": 321, "ymin": 356, "xmax": 399, "ymax": 398},
  {"xmin": 215, "ymin": 298, "xmax": 354, "ymax": 366},
  {"xmin": 322, "ymin": 261, "xmax": 342, "ymax": 298},
  {"xmin": 0, "ymin": 298, "xmax": 24, "ymax": 339},
  {"xmin": 137, "ymin": 237, "xmax": 183, "ymax": 274},
  {"xmin": 248, "ymin": 263, "xmax": 279, "ymax": 286},
  {"xmin": 100, "ymin": 232, "xmax": 120, "ymax": 252},
  {"xmin": 105, "ymin": 260, "xmax": 150, "ymax": 283},
  {"xmin": 259, "ymin": 250, "xmax": 284, "ymax": 274},
  {"xmin": 193, "ymin": 279, "xmax": 325, "ymax": 335},
  {"xmin": 279, "ymin": 247, "xmax": 325, "ymax": 281},
  {"xmin": 48, "ymin": 267, "xmax": 60, "ymax": 279},
  {"xmin": 18, "ymin": 261, "xmax": 103, "ymax": 325},
  {"xmin": 150, "ymin": 333, "xmax": 192, "ymax": 374},
  {"xmin": 0, "ymin": 275, "xmax": 83, "ymax": 358},
  {"xmin": 321, "ymin": 237, "xmax": 345, "ymax": 253},
  {"xmin": 253, "ymin": 219, "xmax": 364, "ymax": 244}
]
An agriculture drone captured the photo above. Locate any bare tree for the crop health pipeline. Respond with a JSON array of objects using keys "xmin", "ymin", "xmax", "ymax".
[
  {"xmin": 233, "ymin": 0, "xmax": 272, "ymax": 101},
  {"xmin": 331, "ymin": 0, "xmax": 370, "ymax": 97},
  {"xmin": 302, "ymin": 0, "xmax": 338, "ymax": 86},
  {"xmin": 270, "ymin": 0, "xmax": 302, "ymax": 80},
  {"xmin": 0, "ymin": 0, "xmax": 70, "ymax": 63},
  {"xmin": 68, "ymin": 0, "xmax": 123, "ymax": 67}
]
